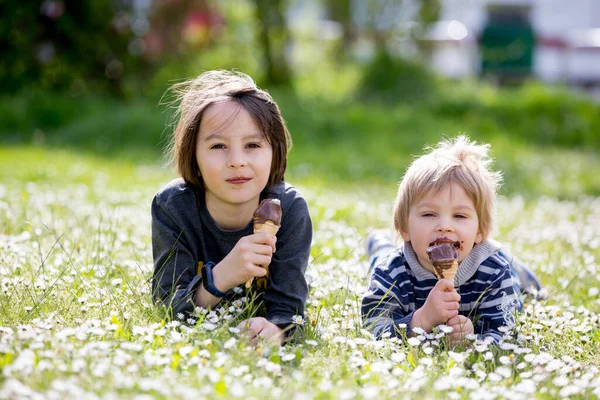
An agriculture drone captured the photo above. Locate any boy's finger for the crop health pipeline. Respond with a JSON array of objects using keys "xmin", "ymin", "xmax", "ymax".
[
  {"xmin": 270, "ymin": 235, "xmax": 277, "ymax": 248},
  {"xmin": 250, "ymin": 243, "xmax": 274, "ymax": 256},
  {"xmin": 252, "ymin": 232, "xmax": 277, "ymax": 246},
  {"xmin": 435, "ymin": 279, "xmax": 455, "ymax": 292},
  {"xmin": 237, "ymin": 318, "xmax": 252, "ymax": 332},
  {"xmin": 263, "ymin": 234, "xmax": 277, "ymax": 252},
  {"xmin": 442, "ymin": 291, "xmax": 461, "ymax": 303},
  {"xmin": 259, "ymin": 329, "xmax": 283, "ymax": 344},
  {"xmin": 246, "ymin": 318, "xmax": 264, "ymax": 337},
  {"xmin": 449, "ymin": 333, "xmax": 464, "ymax": 344},
  {"xmin": 250, "ymin": 253, "xmax": 272, "ymax": 267},
  {"xmin": 250, "ymin": 265, "xmax": 268, "ymax": 277},
  {"xmin": 451, "ymin": 291, "xmax": 461, "ymax": 302},
  {"xmin": 257, "ymin": 238, "xmax": 276, "ymax": 254}
]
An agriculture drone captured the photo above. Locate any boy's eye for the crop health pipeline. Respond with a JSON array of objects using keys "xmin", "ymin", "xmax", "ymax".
[
  {"xmin": 422, "ymin": 212, "xmax": 436, "ymax": 217},
  {"xmin": 454, "ymin": 214, "xmax": 467, "ymax": 219},
  {"xmin": 246, "ymin": 142, "xmax": 261, "ymax": 149},
  {"xmin": 210, "ymin": 144, "xmax": 225, "ymax": 149}
]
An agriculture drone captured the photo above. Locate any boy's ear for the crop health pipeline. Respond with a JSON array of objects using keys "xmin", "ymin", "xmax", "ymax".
[
  {"xmin": 400, "ymin": 230, "xmax": 410, "ymax": 243},
  {"xmin": 475, "ymin": 231, "xmax": 483, "ymax": 244}
]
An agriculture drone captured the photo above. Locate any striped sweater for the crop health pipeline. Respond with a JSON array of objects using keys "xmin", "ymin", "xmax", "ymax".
[{"xmin": 361, "ymin": 240, "xmax": 522, "ymax": 342}]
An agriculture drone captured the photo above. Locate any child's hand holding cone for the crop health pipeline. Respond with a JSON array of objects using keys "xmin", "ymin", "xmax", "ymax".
[{"xmin": 246, "ymin": 199, "xmax": 281, "ymax": 289}]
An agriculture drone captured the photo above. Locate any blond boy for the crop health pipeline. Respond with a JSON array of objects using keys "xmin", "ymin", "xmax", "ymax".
[{"xmin": 361, "ymin": 136, "xmax": 539, "ymax": 343}]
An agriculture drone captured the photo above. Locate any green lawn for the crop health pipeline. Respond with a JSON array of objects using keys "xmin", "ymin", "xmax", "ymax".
[
  {"xmin": 2, "ymin": 76, "xmax": 600, "ymax": 197},
  {"xmin": 1, "ymin": 78, "xmax": 600, "ymax": 397}
]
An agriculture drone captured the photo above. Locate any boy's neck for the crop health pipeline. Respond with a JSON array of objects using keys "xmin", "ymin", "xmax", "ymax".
[
  {"xmin": 420, "ymin": 262, "xmax": 437, "ymax": 275},
  {"xmin": 404, "ymin": 240, "xmax": 502, "ymax": 287},
  {"xmin": 205, "ymin": 194, "xmax": 258, "ymax": 230}
]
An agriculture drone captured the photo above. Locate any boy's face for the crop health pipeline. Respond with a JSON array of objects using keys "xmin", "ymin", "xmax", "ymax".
[
  {"xmin": 400, "ymin": 183, "xmax": 482, "ymax": 269},
  {"xmin": 196, "ymin": 100, "xmax": 273, "ymax": 215}
]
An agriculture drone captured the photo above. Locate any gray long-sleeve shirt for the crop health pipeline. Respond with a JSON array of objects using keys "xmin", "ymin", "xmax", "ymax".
[{"xmin": 151, "ymin": 178, "xmax": 312, "ymax": 327}]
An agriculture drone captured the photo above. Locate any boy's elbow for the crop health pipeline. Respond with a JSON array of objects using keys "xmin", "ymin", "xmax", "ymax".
[
  {"xmin": 362, "ymin": 315, "xmax": 394, "ymax": 340},
  {"xmin": 151, "ymin": 280, "xmax": 172, "ymax": 304}
]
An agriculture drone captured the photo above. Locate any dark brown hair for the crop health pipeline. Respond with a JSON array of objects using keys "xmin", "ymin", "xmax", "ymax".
[{"xmin": 167, "ymin": 70, "xmax": 291, "ymax": 191}]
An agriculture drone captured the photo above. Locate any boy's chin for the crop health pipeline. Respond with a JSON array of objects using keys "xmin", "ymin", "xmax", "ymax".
[{"xmin": 416, "ymin": 256, "xmax": 435, "ymax": 272}]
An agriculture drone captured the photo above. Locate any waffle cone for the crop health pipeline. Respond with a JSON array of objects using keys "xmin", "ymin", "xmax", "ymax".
[
  {"xmin": 245, "ymin": 220, "xmax": 280, "ymax": 288},
  {"xmin": 433, "ymin": 260, "xmax": 459, "ymax": 284},
  {"xmin": 254, "ymin": 220, "xmax": 280, "ymax": 236}
]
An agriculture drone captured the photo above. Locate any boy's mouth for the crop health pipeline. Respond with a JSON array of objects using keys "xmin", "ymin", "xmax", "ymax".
[
  {"xmin": 429, "ymin": 237, "xmax": 461, "ymax": 249},
  {"xmin": 226, "ymin": 176, "xmax": 251, "ymax": 184}
]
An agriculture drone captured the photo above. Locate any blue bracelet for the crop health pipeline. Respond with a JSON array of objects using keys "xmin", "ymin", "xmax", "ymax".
[{"xmin": 201, "ymin": 262, "xmax": 230, "ymax": 298}]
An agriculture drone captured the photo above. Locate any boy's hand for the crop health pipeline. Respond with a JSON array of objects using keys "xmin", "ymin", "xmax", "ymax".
[
  {"xmin": 447, "ymin": 315, "xmax": 474, "ymax": 345},
  {"xmin": 411, "ymin": 279, "xmax": 460, "ymax": 332},
  {"xmin": 213, "ymin": 232, "xmax": 277, "ymax": 292},
  {"xmin": 238, "ymin": 317, "xmax": 284, "ymax": 345}
]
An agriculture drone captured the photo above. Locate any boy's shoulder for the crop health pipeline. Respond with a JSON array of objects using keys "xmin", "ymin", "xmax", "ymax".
[
  {"xmin": 265, "ymin": 180, "xmax": 303, "ymax": 198},
  {"xmin": 264, "ymin": 181, "xmax": 309, "ymax": 213},
  {"xmin": 372, "ymin": 247, "xmax": 409, "ymax": 275},
  {"xmin": 154, "ymin": 178, "xmax": 195, "ymax": 206},
  {"xmin": 469, "ymin": 247, "xmax": 512, "ymax": 283},
  {"xmin": 482, "ymin": 251, "xmax": 511, "ymax": 268},
  {"xmin": 479, "ymin": 248, "xmax": 511, "ymax": 272}
]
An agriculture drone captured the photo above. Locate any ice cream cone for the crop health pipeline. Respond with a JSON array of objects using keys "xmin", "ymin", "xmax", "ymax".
[
  {"xmin": 254, "ymin": 220, "xmax": 280, "ymax": 236},
  {"xmin": 432, "ymin": 260, "xmax": 459, "ymax": 283},
  {"xmin": 245, "ymin": 199, "xmax": 282, "ymax": 289},
  {"xmin": 427, "ymin": 241, "xmax": 460, "ymax": 287}
]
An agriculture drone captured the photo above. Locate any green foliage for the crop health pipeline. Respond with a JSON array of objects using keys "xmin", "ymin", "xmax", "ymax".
[
  {"xmin": 430, "ymin": 81, "xmax": 600, "ymax": 149},
  {"xmin": 0, "ymin": 90, "xmax": 167, "ymax": 160},
  {"xmin": 0, "ymin": 0, "xmax": 146, "ymax": 96},
  {"xmin": 1, "ymin": 63, "xmax": 600, "ymax": 198},
  {"xmin": 418, "ymin": 0, "xmax": 442, "ymax": 24},
  {"xmin": 358, "ymin": 50, "xmax": 439, "ymax": 102}
]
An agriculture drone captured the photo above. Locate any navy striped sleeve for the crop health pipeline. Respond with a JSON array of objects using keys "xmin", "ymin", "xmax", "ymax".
[
  {"xmin": 471, "ymin": 254, "xmax": 522, "ymax": 342},
  {"xmin": 361, "ymin": 253, "xmax": 414, "ymax": 338}
]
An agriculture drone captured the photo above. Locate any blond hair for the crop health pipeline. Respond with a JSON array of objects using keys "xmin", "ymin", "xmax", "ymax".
[
  {"xmin": 166, "ymin": 70, "xmax": 291, "ymax": 191},
  {"xmin": 393, "ymin": 135, "xmax": 502, "ymax": 241}
]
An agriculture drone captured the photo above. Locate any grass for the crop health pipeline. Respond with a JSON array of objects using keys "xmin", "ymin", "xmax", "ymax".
[
  {"xmin": 1, "ymin": 68, "xmax": 600, "ymax": 397},
  {"xmin": 2, "ymin": 69, "xmax": 600, "ymax": 197},
  {"xmin": 1, "ymin": 150, "xmax": 599, "ymax": 398}
]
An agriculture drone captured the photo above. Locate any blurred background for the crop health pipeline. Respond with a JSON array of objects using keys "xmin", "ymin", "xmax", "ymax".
[{"xmin": 1, "ymin": 0, "xmax": 599, "ymax": 198}]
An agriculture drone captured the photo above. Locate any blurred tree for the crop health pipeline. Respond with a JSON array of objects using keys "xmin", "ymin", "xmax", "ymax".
[
  {"xmin": 324, "ymin": 0, "xmax": 354, "ymax": 56},
  {"xmin": 414, "ymin": 0, "xmax": 441, "ymax": 55},
  {"xmin": 360, "ymin": 0, "xmax": 441, "ymax": 57},
  {"xmin": 357, "ymin": 0, "xmax": 441, "ymax": 102},
  {"xmin": 144, "ymin": 0, "xmax": 223, "ymax": 62},
  {"xmin": 144, "ymin": 0, "xmax": 268, "ymax": 92},
  {"xmin": 0, "ymin": 0, "xmax": 149, "ymax": 97},
  {"xmin": 253, "ymin": 0, "xmax": 292, "ymax": 86}
]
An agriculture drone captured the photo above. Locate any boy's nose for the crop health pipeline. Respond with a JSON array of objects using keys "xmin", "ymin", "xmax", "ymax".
[
  {"xmin": 436, "ymin": 221, "xmax": 454, "ymax": 233},
  {"xmin": 227, "ymin": 148, "xmax": 247, "ymax": 168}
]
